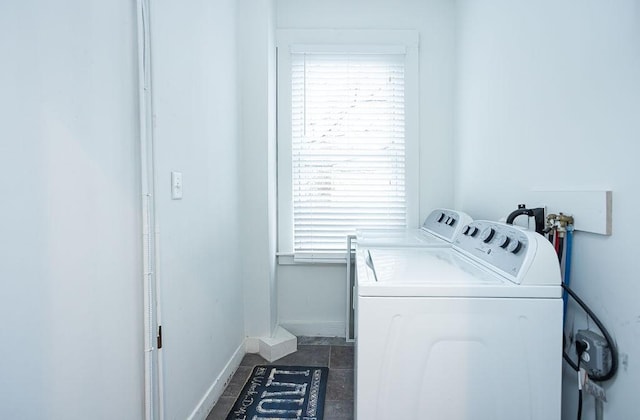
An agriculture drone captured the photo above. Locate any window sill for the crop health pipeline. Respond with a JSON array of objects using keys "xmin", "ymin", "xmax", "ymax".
[{"xmin": 277, "ymin": 253, "xmax": 348, "ymax": 266}]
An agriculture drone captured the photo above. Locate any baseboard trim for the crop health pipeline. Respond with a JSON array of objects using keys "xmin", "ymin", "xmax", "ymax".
[
  {"xmin": 279, "ymin": 321, "xmax": 345, "ymax": 338},
  {"xmin": 187, "ymin": 340, "xmax": 246, "ymax": 420}
]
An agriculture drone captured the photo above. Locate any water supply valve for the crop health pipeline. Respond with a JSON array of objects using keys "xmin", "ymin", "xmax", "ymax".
[{"xmin": 546, "ymin": 212, "xmax": 574, "ymax": 235}]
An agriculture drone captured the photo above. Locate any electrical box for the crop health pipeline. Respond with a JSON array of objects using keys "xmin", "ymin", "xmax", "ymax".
[{"xmin": 576, "ymin": 329, "xmax": 611, "ymax": 378}]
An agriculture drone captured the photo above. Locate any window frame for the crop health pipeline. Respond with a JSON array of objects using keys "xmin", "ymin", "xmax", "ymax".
[{"xmin": 276, "ymin": 29, "xmax": 420, "ymax": 264}]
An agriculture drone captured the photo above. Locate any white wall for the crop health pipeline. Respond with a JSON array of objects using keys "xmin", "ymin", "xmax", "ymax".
[
  {"xmin": 455, "ymin": 1, "xmax": 640, "ymax": 419},
  {"xmin": 275, "ymin": 0, "xmax": 458, "ymax": 336},
  {"xmin": 150, "ymin": 0, "xmax": 245, "ymax": 418},
  {"xmin": 278, "ymin": 264, "xmax": 347, "ymax": 337},
  {"xmin": 0, "ymin": 2, "xmax": 144, "ymax": 419},
  {"xmin": 237, "ymin": 0, "xmax": 279, "ymax": 341}
]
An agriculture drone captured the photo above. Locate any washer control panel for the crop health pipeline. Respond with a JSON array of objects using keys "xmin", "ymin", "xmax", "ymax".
[
  {"xmin": 422, "ymin": 208, "xmax": 473, "ymax": 242},
  {"xmin": 453, "ymin": 221, "xmax": 532, "ymax": 282}
]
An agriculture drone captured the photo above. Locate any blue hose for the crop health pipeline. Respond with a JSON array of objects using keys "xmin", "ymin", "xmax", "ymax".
[{"xmin": 563, "ymin": 225, "xmax": 574, "ymax": 321}]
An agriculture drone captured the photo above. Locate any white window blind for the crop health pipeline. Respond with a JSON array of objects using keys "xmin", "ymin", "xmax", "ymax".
[{"xmin": 291, "ymin": 52, "xmax": 407, "ymax": 256}]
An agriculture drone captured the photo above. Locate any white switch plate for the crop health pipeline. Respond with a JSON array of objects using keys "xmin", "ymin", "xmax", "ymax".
[{"xmin": 171, "ymin": 171, "xmax": 183, "ymax": 200}]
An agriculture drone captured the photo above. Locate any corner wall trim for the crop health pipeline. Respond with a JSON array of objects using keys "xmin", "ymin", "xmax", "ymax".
[{"xmin": 257, "ymin": 326, "xmax": 297, "ymax": 362}]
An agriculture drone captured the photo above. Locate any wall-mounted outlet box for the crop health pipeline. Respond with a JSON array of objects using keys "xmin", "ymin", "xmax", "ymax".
[{"xmin": 576, "ymin": 329, "xmax": 611, "ymax": 378}]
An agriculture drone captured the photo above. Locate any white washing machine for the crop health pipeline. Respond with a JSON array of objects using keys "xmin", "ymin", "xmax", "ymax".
[
  {"xmin": 355, "ymin": 220, "xmax": 563, "ymax": 420},
  {"xmin": 356, "ymin": 208, "xmax": 473, "ymax": 248}
]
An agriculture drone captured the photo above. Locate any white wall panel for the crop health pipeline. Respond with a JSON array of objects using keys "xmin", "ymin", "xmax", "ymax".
[
  {"xmin": 150, "ymin": 0, "xmax": 245, "ymax": 418},
  {"xmin": 0, "ymin": 1, "xmax": 143, "ymax": 418},
  {"xmin": 455, "ymin": 1, "xmax": 640, "ymax": 418},
  {"xmin": 277, "ymin": 264, "xmax": 347, "ymax": 337},
  {"xmin": 237, "ymin": 0, "xmax": 279, "ymax": 341}
]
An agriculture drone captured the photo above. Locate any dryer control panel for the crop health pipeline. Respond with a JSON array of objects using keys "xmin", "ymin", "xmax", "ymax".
[
  {"xmin": 453, "ymin": 221, "xmax": 538, "ymax": 284},
  {"xmin": 422, "ymin": 208, "xmax": 473, "ymax": 242}
]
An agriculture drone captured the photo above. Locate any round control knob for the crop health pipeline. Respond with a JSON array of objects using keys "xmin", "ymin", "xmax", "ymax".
[
  {"xmin": 437, "ymin": 212, "xmax": 446, "ymax": 223},
  {"xmin": 507, "ymin": 239, "xmax": 522, "ymax": 254},
  {"xmin": 468, "ymin": 226, "xmax": 479, "ymax": 237},
  {"xmin": 481, "ymin": 227, "xmax": 495, "ymax": 243},
  {"xmin": 462, "ymin": 225, "xmax": 471, "ymax": 235},
  {"xmin": 447, "ymin": 217, "xmax": 456, "ymax": 226},
  {"xmin": 496, "ymin": 234, "xmax": 511, "ymax": 248}
]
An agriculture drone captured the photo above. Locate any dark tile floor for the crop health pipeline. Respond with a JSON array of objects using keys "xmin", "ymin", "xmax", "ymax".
[{"xmin": 206, "ymin": 336, "xmax": 354, "ymax": 420}]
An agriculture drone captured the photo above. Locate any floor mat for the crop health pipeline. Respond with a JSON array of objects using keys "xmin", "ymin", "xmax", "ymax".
[{"xmin": 226, "ymin": 365, "xmax": 328, "ymax": 420}]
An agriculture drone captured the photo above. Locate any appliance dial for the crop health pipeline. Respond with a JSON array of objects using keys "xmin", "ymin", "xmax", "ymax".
[
  {"xmin": 467, "ymin": 226, "xmax": 479, "ymax": 237},
  {"xmin": 481, "ymin": 227, "xmax": 495, "ymax": 243},
  {"xmin": 496, "ymin": 234, "xmax": 511, "ymax": 248},
  {"xmin": 437, "ymin": 212, "xmax": 446, "ymax": 223},
  {"xmin": 507, "ymin": 239, "xmax": 522, "ymax": 253}
]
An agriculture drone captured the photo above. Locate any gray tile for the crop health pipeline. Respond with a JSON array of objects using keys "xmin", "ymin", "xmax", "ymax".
[
  {"xmin": 323, "ymin": 399, "xmax": 355, "ymax": 420},
  {"xmin": 239, "ymin": 352, "xmax": 268, "ymax": 367},
  {"xmin": 208, "ymin": 343, "xmax": 354, "ymax": 420},
  {"xmin": 330, "ymin": 346, "xmax": 354, "ymax": 370},
  {"xmin": 271, "ymin": 345, "xmax": 330, "ymax": 367},
  {"xmin": 205, "ymin": 396, "xmax": 234, "ymax": 420},
  {"xmin": 298, "ymin": 336, "xmax": 354, "ymax": 347},
  {"xmin": 221, "ymin": 366, "xmax": 252, "ymax": 398},
  {"xmin": 326, "ymin": 369, "xmax": 354, "ymax": 401}
]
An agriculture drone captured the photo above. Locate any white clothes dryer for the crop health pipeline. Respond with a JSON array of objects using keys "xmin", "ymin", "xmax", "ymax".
[
  {"xmin": 355, "ymin": 220, "xmax": 563, "ymax": 420},
  {"xmin": 356, "ymin": 208, "xmax": 473, "ymax": 248},
  {"xmin": 351, "ymin": 208, "xmax": 473, "ymax": 340}
]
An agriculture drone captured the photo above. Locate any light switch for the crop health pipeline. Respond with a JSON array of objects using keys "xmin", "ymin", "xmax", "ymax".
[{"xmin": 171, "ymin": 172, "xmax": 183, "ymax": 200}]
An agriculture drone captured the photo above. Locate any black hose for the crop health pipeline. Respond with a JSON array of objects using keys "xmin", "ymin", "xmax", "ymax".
[
  {"xmin": 575, "ymin": 341, "xmax": 587, "ymax": 420},
  {"xmin": 557, "ymin": 236, "xmax": 564, "ymax": 264},
  {"xmin": 506, "ymin": 208, "xmax": 531, "ymax": 225},
  {"xmin": 505, "ymin": 207, "xmax": 546, "ymax": 235},
  {"xmin": 562, "ymin": 283, "xmax": 619, "ymax": 382},
  {"xmin": 577, "ymin": 387, "xmax": 583, "ymax": 420}
]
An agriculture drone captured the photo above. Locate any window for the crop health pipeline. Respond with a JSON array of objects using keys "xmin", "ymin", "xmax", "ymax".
[{"xmin": 277, "ymin": 30, "xmax": 419, "ymax": 262}]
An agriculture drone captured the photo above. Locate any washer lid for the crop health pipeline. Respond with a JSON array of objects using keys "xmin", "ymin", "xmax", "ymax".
[
  {"xmin": 358, "ymin": 248, "xmax": 561, "ymax": 298},
  {"xmin": 369, "ymin": 248, "xmax": 501, "ymax": 285},
  {"xmin": 356, "ymin": 229, "xmax": 447, "ymax": 248}
]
